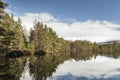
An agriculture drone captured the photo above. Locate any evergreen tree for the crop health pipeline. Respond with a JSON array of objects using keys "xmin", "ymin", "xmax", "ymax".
[
  {"xmin": 0, "ymin": 0, "xmax": 27, "ymax": 53},
  {"xmin": 0, "ymin": 1, "xmax": 15, "ymax": 51},
  {"xmin": 12, "ymin": 18, "xmax": 26, "ymax": 50},
  {"xmin": 29, "ymin": 21, "xmax": 58, "ymax": 53},
  {"xmin": 0, "ymin": 0, "xmax": 8, "ymax": 18}
]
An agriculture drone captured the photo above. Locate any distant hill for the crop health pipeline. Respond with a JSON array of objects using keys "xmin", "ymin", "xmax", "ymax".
[{"xmin": 99, "ymin": 40, "xmax": 120, "ymax": 45}]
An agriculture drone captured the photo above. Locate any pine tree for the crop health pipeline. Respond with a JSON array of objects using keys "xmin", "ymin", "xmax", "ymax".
[
  {"xmin": 12, "ymin": 18, "xmax": 26, "ymax": 50},
  {"xmin": 29, "ymin": 21, "xmax": 58, "ymax": 53},
  {"xmin": 0, "ymin": 0, "xmax": 27, "ymax": 52},
  {"xmin": 0, "ymin": 0, "xmax": 8, "ymax": 19},
  {"xmin": 0, "ymin": 0, "xmax": 15, "ymax": 51}
]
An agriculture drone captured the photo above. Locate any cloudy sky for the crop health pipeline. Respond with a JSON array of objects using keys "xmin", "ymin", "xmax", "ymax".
[{"xmin": 4, "ymin": 0, "xmax": 120, "ymax": 42}]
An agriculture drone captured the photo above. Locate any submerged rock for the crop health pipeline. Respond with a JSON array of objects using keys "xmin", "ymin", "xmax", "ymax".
[
  {"xmin": 6, "ymin": 50, "xmax": 24, "ymax": 58},
  {"xmin": 35, "ymin": 50, "xmax": 46, "ymax": 56},
  {"xmin": 23, "ymin": 50, "xmax": 32, "ymax": 55}
]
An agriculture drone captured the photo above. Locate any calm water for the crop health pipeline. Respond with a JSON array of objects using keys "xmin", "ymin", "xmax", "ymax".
[
  {"xmin": 0, "ymin": 53, "xmax": 120, "ymax": 80},
  {"xmin": 47, "ymin": 56, "xmax": 120, "ymax": 80}
]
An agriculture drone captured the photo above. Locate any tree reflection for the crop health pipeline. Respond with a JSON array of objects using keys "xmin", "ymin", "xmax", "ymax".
[
  {"xmin": 29, "ymin": 53, "xmax": 70, "ymax": 80},
  {"xmin": 0, "ymin": 50, "xmax": 120, "ymax": 80},
  {"xmin": 29, "ymin": 51, "xmax": 120, "ymax": 80},
  {"xmin": 0, "ymin": 56, "xmax": 26, "ymax": 80},
  {"xmin": 70, "ymin": 51, "xmax": 95, "ymax": 61}
]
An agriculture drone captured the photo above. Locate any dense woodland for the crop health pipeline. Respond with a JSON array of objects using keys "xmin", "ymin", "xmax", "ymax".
[{"xmin": 0, "ymin": 0, "xmax": 120, "ymax": 57}]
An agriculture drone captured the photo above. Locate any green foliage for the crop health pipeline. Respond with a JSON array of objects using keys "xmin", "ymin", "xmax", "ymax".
[
  {"xmin": 0, "ymin": 14, "xmax": 27, "ymax": 51},
  {"xmin": 0, "ymin": 0, "xmax": 27, "ymax": 54},
  {"xmin": 0, "ymin": 14, "xmax": 15, "ymax": 51},
  {"xmin": 29, "ymin": 53, "xmax": 70, "ymax": 80},
  {"xmin": 11, "ymin": 18, "xmax": 26, "ymax": 50},
  {"xmin": 0, "ymin": 56, "xmax": 26, "ymax": 80},
  {"xmin": 0, "ymin": 0, "xmax": 8, "ymax": 9},
  {"xmin": 71, "ymin": 40, "xmax": 94, "ymax": 54},
  {"xmin": 29, "ymin": 21, "xmax": 72, "ymax": 54}
]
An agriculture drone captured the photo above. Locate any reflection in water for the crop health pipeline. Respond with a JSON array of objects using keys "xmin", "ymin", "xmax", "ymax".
[
  {"xmin": 20, "ymin": 58, "xmax": 33, "ymax": 80},
  {"xmin": 0, "ymin": 52, "xmax": 120, "ymax": 80},
  {"xmin": 0, "ymin": 56, "xmax": 26, "ymax": 80},
  {"xmin": 48, "ymin": 56, "xmax": 120, "ymax": 80},
  {"xmin": 28, "ymin": 53, "xmax": 70, "ymax": 80}
]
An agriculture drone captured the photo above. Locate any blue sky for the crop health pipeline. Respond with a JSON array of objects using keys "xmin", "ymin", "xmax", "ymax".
[
  {"xmin": 4, "ymin": 0, "xmax": 120, "ymax": 22},
  {"xmin": 4, "ymin": 0, "xmax": 120, "ymax": 42}
]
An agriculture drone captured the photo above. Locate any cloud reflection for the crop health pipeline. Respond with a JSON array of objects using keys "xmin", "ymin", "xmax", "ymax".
[{"xmin": 48, "ymin": 56, "xmax": 120, "ymax": 80}]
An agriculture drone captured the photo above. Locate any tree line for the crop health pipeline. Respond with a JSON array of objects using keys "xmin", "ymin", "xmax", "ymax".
[
  {"xmin": 0, "ymin": 0, "xmax": 70, "ymax": 55},
  {"xmin": 0, "ymin": 0, "xmax": 120, "ymax": 56}
]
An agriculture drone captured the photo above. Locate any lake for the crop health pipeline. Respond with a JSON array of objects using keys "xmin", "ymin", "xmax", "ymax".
[{"xmin": 0, "ymin": 53, "xmax": 120, "ymax": 80}]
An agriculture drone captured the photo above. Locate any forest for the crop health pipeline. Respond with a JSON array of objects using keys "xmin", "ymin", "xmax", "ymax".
[{"xmin": 0, "ymin": 0, "xmax": 120, "ymax": 57}]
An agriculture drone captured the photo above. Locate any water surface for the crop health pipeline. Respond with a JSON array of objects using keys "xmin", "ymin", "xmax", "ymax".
[
  {"xmin": 47, "ymin": 56, "xmax": 120, "ymax": 80},
  {"xmin": 0, "ymin": 53, "xmax": 120, "ymax": 80}
]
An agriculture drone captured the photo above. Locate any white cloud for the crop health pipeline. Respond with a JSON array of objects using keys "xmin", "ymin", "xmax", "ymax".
[
  {"xmin": 14, "ymin": 12, "xmax": 58, "ymax": 32},
  {"xmin": 14, "ymin": 12, "xmax": 120, "ymax": 42}
]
